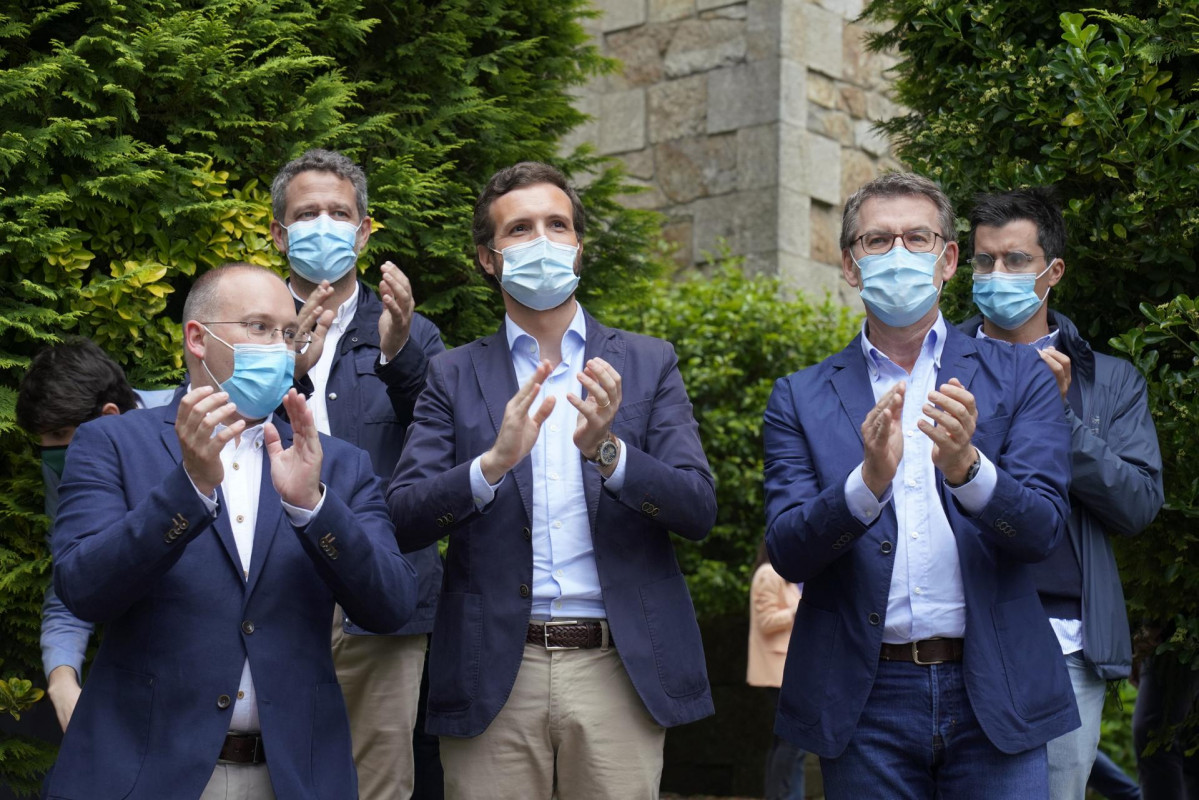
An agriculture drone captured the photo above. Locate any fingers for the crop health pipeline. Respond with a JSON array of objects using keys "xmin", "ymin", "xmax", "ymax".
[
  {"xmin": 577, "ymin": 357, "xmax": 621, "ymax": 411},
  {"xmin": 379, "ymin": 262, "xmax": 413, "ymax": 308},
  {"xmin": 861, "ymin": 381, "xmax": 904, "ymax": 440},
  {"xmin": 530, "ymin": 396, "xmax": 556, "ymax": 426}
]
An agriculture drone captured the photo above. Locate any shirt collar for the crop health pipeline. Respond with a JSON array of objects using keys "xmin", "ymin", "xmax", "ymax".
[
  {"xmin": 975, "ymin": 325, "xmax": 1060, "ymax": 351},
  {"xmin": 859, "ymin": 313, "xmax": 946, "ymax": 379},
  {"xmin": 504, "ymin": 303, "xmax": 587, "ymax": 362}
]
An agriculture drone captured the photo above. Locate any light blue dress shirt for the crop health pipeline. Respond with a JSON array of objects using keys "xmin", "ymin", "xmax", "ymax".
[
  {"xmin": 469, "ymin": 304, "xmax": 627, "ymax": 620},
  {"xmin": 844, "ymin": 314, "xmax": 997, "ymax": 644}
]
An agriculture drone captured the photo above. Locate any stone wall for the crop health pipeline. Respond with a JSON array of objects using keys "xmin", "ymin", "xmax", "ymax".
[{"xmin": 564, "ymin": 0, "xmax": 904, "ymax": 302}]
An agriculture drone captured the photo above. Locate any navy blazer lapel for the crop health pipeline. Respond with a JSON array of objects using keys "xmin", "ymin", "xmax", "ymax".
[
  {"xmin": 472, "ymin": 327, "xmax": 533, "ymax": 524},
  {"xmin": 245, "ymin": 418, "xmax": 288, "ymax": 599},
  {"xmin": 936, "ymin": 326, "xmax": 980, "ymax": 396},
  {"xmin": 161, "ymin": 400, "xmax": 243, "ymax": 582},
  {"xmin": 580, "ymin": 312, "xmax": 623, "ymax": 530},
  {"xmin": 829, "ymin": 336, "xmax": 875, "ymax": 446}
]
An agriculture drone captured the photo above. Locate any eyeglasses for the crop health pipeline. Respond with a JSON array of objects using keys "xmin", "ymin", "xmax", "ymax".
[
  {"xmin": 853, "ymin": 230, "xmax": 944, "ymax": 255},
  {"xmin": 969, "ymin": 252, "xmax": 1048, "ymax": 274},
  {"xmin": 202, "ymin": 321, "xmax": 312, "ymax": 348}
]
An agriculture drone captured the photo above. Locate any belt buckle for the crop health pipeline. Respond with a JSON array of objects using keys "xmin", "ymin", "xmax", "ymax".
[
  {"xmin": 543, "ymin": 619, "xmax": 580, "ymax": 651},
  {"xmin": 911, "ymin": 639, "xmax": 944, "ymax": 666}
]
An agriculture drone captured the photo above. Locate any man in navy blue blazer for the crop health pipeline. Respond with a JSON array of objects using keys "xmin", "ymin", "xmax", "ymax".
[
  {"xmin": 388, "ymin": 162, "xmax": 716, "ymax": 799},
  {"xmin": 47, "ymin": 264, "xmax": 417, "ymax": 800},
  {"xmin": 763, "ymin": 173, "xmax": 1079, "ymax": 798}
]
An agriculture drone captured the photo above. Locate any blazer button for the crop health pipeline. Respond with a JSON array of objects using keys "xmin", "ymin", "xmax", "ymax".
[
  {"xmin": 328, "ymin": 392, "xmax": 338, "ymax": 401},
  {"xmin": 519, "ymin": 584, "xmax": 530, "ymax": 598},
  {"xmin": 522, "ymin": 527, "xmax": 531, "ymax": 541},
  {"xmin": 241, "ymin": 620, "xmax": 255, "ymax": 635},
  {"xmin": 880, "ymin": 541, "xmax": 893, "ymax": 554},
  {"xmin": 216, "ymin": 694, "xmax": 232, "ymax": 709},
  {"xmin": 868, "ymin": 613, "xmax": 881, "ymax": 626}
]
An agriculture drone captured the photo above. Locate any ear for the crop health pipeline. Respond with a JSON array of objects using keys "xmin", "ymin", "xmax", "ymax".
[
  {"xmin": 355, "ymin": 216, "xmax": 372, "ymax": 252},
  {"xmin": 183, "ymin": 320, "xmax": 208, "ymax": 363},
  {"xmin": 270, "ymin": 220, "xmax": 287, "ymax": 254},
  {"xmin": 99, "ymin": 402, "xmax": 122, "ymax": 417},
  {"xmin": 841, "ymin": 249, "xmax": 861, "ymax": 289},
  {"xmin": 1046, "ymin": 257, "xmax": 1065, "ymax": 288},
  {"xmin": 478, "ymin": 245, "xmax": 500, "ymax": 278},
  {"xmin": 940, "ymin": 240, "xmax": 959, "ymax": 284},
  {"xmin": 574, "ymin": 241, "xmax": 584, "ymax": 275}
]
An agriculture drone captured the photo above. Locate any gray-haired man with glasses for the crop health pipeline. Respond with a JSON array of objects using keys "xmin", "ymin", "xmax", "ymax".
[
  {"xmin": 960, "ymin": 187, "xmax": 1163, "ymax": 800},
  {"xmin": 764, "ymin": 172, "xmax": 1079, "ymax": 798}
]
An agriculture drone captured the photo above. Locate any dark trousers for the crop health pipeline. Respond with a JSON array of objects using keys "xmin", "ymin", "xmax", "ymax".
[{"xmin": 1134, "ymin": 655, "xmax": 1199, "ymax": 799}]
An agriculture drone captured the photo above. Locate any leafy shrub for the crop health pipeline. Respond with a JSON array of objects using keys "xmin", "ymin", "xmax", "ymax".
[
  {"xmin": 599, "ymin": 257, "xmax": 862, "ymax": 618},
  {"xmin": 862, "ymin": 1, "xmax": 1199, "ymax": 347}
]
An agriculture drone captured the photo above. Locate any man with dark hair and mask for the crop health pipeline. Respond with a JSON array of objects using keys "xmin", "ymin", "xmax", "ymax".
[
  {"xmin": 15, "ymin": 338, "xmax": 169, "ymax": 737},
  {"xmin": 268, "ymin": 149, "xmax": 446, "ymax": 800},
  {"xmin": 960, "ymin": 187, "xmax": 1162, "ymax": 800},
  {"xmin": 45, "ymin": 263, "xmax": 417, "ymax": 800},
  {"xmin": 388, "ymin": 161, "xmax": 717, "ymax": 799},
  {"xmin": 763, "ymin": 172, "xmax": 1079, "ymax": 798}
]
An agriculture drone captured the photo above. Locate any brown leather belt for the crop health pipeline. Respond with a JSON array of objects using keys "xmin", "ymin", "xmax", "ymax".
[
  {"xmin": 526, "ymin": 620, "xmax": 611, "ymax": 650},
  {"xmin": 879, "ymin": 638, "xmax": 964, "ymax": 665},
  {"xmin": 219, "ymin": 733, "xmax": 266, "ymax": 764}
]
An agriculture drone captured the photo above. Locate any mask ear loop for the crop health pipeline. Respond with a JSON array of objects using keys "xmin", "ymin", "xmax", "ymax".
[{"xmin": 198, "ymin": 324, "xmax": 234, "ymax": 389}]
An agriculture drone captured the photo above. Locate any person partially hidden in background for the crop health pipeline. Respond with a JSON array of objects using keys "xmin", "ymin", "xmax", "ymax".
[{"xmin": 747, "ymin": 543, "xmax": 806, "ymax": 800}]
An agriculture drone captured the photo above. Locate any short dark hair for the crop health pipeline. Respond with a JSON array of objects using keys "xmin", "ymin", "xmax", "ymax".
[
  {"xmin": 270, "ymin": 148, "xmax": 369, "ymax": 222},
  {"xmin": 16, "ymin": 338, "xmax": 139, "ymax": 435},
  {"xmin": 471, "ymin": 162, "xmax": 586, "ymax": 282},
  {"xmin": 968, "ymin": 187, "xmax": 1066, "ymax": 261},
  {"xmin": 841, "ymin": 172, "xmax": 956, "ymax": 252}
]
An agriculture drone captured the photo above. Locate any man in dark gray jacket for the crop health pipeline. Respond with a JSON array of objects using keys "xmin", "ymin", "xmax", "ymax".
[{"xmin": 961, "ymin": 187, "xmax": 1163, "ymax": 800}]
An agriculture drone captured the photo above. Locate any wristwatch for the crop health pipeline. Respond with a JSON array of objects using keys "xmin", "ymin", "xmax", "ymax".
[
  {"xmin": 588, "ymin": 433, "xmax": 620, "ymax": 469},
  {"xmin": 946, "ymin": 451, "xmax": 981, "ymax": 488}
]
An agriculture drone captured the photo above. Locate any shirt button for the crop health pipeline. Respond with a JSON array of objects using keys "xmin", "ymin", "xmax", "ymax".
[
  {"xmin": 549, "ymin": 472, "xmax": 559, "ymax": 481},
  {"xmin": 232, "ymin": 462, "xmax": 240, "ymax": 470},
  {"xmin": 550, "ymin": 424, "xmax": 560, "ymax": 432},
  {"xmin": 906, "ymin": 479, "xmax": 917, "ymax": 488},
  {"xmin": 552, "ymin": 520, "xmax": 563, "ymax": 529},
  {"xmin": 328, "ymin": 392, "xmax": 338, "ymax": 401},
  {"xmin": 914, "ymin": 587, "xmax": 923, "ymax": 595},
  {"xmin": 236, "ymin": 515, "xmax": 244, "ymax": 523},
  {"xmin": 554, "ymin": 601, "xmax": 562, "ymax": 609},
  {"xmin": 906, "ymin": 430, "xmax": 915, "ymax": 438},
  {"xmin": 910, "ymin": 531, "xmax": 919, "ymax": 539},
  {"xmin": 555, "ymin": 569, "xmax": 564, "ymax": 577},
  {"xmin": 237, "ymin": 691, "xmax": 245, "ymax": 699}
]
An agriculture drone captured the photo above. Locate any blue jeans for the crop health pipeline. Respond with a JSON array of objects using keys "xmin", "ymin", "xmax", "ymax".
[
  {"xmin": 820, "ymin": 659, "xmax": 1049, "ymax": 799},
  {"xmin": 1047, "ymin": 651, "xmax": 1107, "ymax": 799}
]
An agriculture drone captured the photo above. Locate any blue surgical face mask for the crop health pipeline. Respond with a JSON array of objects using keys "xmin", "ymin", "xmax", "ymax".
[
  {"xmin": 201, "ymin": 327, "xmax": 296, "ymax": 420},
  {"xmin": 285, "ymin": 215, "xmax": 363, "ymax": 284},
  {"xmin": 492, "ymin": 235, "xmax": 580, "ymax": 311},
  {"xmin": 852, "ymin": 244, "xmax": 946, "ymax": 328},
  {"xmin": 972, "ymin": 263, "xmax": 1054, "ymax": 330}
]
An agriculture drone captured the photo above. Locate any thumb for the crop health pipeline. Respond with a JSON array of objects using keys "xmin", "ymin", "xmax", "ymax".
[{"xmin": 263, "ymin": 421, "xmax": 283, "ymax": 461}]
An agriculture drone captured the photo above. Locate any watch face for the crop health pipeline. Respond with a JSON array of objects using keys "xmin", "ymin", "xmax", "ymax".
[{"xmin": 597, "ymin": 439, "xmax": 618, "ymax": 467}]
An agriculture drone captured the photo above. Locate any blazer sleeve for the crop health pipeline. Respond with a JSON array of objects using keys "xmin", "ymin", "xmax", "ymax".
[
  {"xmin": 959, "ymin": 346, "xmax": 1073, "ymax": 562},
  {"xmin": 764, "ymin": 374, "xmax": 873, "ymax": 583},
  {"xmin": 387, "ymin": 353, "xmax": 480, "ymax": 552},
  {"xmin": 1066, "ymin": 360, "xmax": 1163, "ymax": 537},
  {"xmin": 606, "ymin": 341, "xmax": 716, "ymax": 541},
  {"xmin": 376, "ymin": 314, "xmax": 447, "ymax": 435},
  {"xmin": 53, "ymin": 422, "xmax": 220, "ymax": 623},
  {"xmin": 293, "ymin": 445, "xmax": 418, "ymax": 633}
]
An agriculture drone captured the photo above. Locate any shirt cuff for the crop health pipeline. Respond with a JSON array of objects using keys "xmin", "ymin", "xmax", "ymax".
[
  {"xmin": 190, "ymin": 477, "xmax": 220, "ymax": 515},
  {"xmin": 845, "ymin": 463, "xmax": 891, "ymax": 524},
  {"xmin": 282, "ymin": 484, "xmax": 326, "ymax": 527},
  {"xmin": 599, "ymin": 437, "xmax": 628, "ymax": 491},
  {"xmin": 377, "ymin": 340, "xmax": 405, "ymax": 367},
  {"xmin": 470, "ymin": 456, "xmax": 503, "ymax": 511},
  {"xmin": 946, "ymin": 451, "xmax": 997, "ymax": 514}
]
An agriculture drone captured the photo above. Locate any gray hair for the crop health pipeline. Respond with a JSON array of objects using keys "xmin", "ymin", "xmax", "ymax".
[
  {"xmin": 840, "ymin": 172, "xmax": 956, "ymax": 251},
  {"xmin": 270, "ymin": 149, "xmax": 368, "ymax": 222}
]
